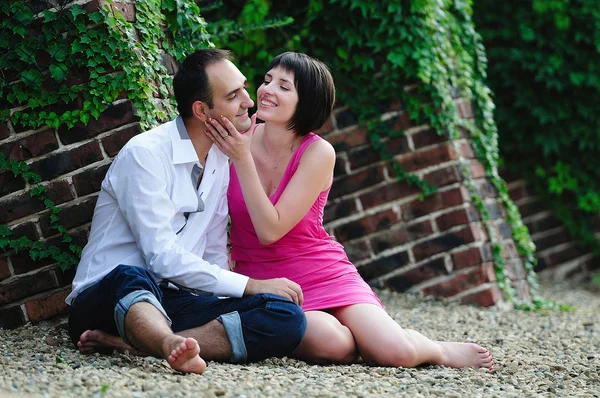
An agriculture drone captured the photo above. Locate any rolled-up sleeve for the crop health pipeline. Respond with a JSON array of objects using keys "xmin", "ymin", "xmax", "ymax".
[{"xmin": 107, "ymin": 146, "xmax": 248, "ymax": 297}]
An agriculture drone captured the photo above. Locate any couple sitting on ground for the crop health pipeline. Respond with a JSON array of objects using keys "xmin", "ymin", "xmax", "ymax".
[{"xmin": 67, "ymin": 49, "xmax": 494, "ymax": 374}]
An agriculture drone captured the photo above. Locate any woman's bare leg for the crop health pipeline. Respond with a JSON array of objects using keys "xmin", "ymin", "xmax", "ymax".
[
  {"xmin": 331, "ymin": 304, "xmax": 493, "ymax": 369},
  {"xmin": 292, "ymin": 310, "xmax": 358, "ymax": 364}
]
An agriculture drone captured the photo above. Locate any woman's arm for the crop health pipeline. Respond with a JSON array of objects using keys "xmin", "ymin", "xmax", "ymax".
[{"xmin": 206, "ymin": 116, "xmax": 335, "ymax": 245}]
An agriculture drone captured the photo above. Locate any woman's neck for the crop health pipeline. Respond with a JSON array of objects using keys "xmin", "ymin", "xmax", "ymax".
[{"xmin": 262, "ymin": 121, "xmax": 301, "ymax": 155}]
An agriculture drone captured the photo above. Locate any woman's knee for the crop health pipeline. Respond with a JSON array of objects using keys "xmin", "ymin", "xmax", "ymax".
[{"xmin": 295, "ymin": 320, "xmax": 358, "ymax": 364}]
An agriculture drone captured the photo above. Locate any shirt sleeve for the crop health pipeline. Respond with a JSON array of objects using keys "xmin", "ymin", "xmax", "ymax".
[{"xmin": 106, "ymin": 145, "xmax": 248, "ymax": 297}]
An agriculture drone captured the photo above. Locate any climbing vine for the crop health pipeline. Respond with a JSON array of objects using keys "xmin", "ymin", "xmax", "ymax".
[
  {"xmin": 203, "ymin": 0, "xmax": 553, "ymax": 309},
  {"xmin": 0, "ymin": 0, "xmax": 211, "ymax": 270}
]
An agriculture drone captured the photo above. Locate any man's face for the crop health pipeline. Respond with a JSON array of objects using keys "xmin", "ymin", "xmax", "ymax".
[{"xmin": 205, "ymin": 60, "xmax": 254, "ymax": 132}]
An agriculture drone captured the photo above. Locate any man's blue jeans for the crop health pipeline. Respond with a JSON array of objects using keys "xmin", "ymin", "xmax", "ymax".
[{"xmin": 68, "ymin": 265, "xmax": 307, "ymax": 363}]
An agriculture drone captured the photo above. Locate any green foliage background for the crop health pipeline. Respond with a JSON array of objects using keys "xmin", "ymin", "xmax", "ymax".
[{"xmin": 474, "ymin": 0, "xmax": 600, "ymax": 257}]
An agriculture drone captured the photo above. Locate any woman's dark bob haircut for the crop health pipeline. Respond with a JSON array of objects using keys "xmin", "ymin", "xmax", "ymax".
[{"xmin": 267, "ymin": 52, "xmax": 335, "ymax": 136}]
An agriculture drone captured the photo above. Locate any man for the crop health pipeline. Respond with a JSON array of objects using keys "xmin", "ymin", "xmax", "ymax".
[{"xmin": 66, "ymin": 49, "xmax": 306, "ymax": 375}]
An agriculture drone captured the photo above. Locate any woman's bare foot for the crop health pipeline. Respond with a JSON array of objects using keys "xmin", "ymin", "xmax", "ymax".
[
  {"xmin": 437, "ymin": 342, "xmax": 494, "ymax": 370},
  {"xmin": 167, "ymin": 337, "xmax": 207, "ymax": 374},
  {"xmin": 77, "ymin": 330, "xmax": 145, "ymax": 356}
]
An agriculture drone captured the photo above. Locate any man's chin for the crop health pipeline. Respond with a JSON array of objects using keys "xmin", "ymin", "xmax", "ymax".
[{"xmin": 235, "ymin": 120, "xmax": 252, "ymax": 133}]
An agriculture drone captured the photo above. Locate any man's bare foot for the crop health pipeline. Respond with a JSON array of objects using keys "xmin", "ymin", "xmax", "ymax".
[
  {"xmin": 167, "ymin": 337, "xmax": 207, "ymax": 374},
  {"xmin": 77, "ymin": 330, "xmax": 145, "ymax": 356},
  {"xmin": 437, "ymin": 342, "xmax": 494, "ymax": 370}
]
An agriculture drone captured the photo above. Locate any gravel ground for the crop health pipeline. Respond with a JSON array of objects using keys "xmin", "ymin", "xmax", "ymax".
[{"xmin": 1, "ymin": 281, "xmax": 599, "ymax": 397}]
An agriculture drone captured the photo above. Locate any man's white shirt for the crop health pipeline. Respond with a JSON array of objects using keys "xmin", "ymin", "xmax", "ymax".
[{"xmin": 66, "ymin": 116, "xmax": 248, "ymax": 305}]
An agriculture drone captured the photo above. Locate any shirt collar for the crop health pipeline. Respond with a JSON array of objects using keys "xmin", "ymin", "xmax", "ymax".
[{"xmin": 171, "ymin": 116, "xmax": 200, "ymax": 164}]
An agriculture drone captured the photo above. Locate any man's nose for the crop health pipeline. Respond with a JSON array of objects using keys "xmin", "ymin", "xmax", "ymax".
[{"xmin": 243, "ymin": 92, "xmax": 254, "ymax": 108}]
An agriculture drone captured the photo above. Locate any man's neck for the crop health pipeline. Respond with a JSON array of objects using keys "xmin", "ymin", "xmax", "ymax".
[{"xmin": 183, "ymin": 117, "xmax": 212, "ymax": 166}]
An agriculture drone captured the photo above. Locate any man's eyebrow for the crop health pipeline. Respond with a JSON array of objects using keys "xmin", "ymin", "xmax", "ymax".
[{"xmin": 224, "ymin": 79, "xmax": 247, "ymax": 98}]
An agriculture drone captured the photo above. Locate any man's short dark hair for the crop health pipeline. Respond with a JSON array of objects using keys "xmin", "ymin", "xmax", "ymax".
[
  {"xmin": 173, "ymin": 49, "xmax": 232, "ymax": 118},
  {"xmin": 267, "ymin": 52, "xmax": 336, "ymax": 136}
]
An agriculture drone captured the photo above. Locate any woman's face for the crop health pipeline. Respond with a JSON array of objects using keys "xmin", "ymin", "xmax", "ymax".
[{"xmin": 256, "ymin": 67, "xmax": 299, "ymax": 127}]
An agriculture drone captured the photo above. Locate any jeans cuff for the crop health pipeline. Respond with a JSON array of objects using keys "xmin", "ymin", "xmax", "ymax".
[
  {"xmin": 114, "ymin": 290, "xmax": 172, "ymax": 346},
  {"xmin": 217, "ymin": 311, "xmax": 247, "ymax": 363}
]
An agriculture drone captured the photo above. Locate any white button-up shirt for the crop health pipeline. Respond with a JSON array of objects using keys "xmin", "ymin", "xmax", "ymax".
[{"xmin": 66, "ymin": 116, "xmax": 248, "ymax": 305}]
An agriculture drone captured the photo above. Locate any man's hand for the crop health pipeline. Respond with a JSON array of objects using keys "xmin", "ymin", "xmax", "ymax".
[{"xmin": 244, "ymin": 278, "xmax": 304, "ymax": 306}]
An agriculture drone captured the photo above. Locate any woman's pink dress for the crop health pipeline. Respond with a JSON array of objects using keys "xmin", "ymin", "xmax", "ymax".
[{"xmin": 229, "ymin": 130, "xmax": 383, "ymax": 311}]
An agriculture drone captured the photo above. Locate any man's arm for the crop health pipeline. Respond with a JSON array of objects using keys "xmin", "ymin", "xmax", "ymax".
[{"xmin": 107, "ymin": 145, "xmax": 248, "ymax": 297}]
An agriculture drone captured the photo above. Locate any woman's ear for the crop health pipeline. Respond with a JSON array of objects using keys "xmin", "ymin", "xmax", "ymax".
[{"xmin": 191, "ymin": 100, "xmax": 210, "ymax": 122}]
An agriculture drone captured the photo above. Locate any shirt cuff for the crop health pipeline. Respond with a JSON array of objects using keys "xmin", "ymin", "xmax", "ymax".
[{"xmin": 213, "ymin": 269, "xmax": 249, "ymax": 298}]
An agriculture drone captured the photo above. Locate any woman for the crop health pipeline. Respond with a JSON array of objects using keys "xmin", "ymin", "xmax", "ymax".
[{"xmin": 205, "ymin": 52, "xmax": 494, "ymax": 370}]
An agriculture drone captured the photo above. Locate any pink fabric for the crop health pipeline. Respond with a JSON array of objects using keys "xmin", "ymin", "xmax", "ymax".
[{"xmin": 228, "ymin": 128, "xmax": 382, "ymax": 311}]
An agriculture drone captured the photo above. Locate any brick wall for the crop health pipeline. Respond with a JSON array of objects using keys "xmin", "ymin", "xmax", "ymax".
[
  {"xmin": 0, "ymin": 2, "xmax": 536, "ymax": 329},
  {"xmin": 320, "ymin": 100, "xmax": 530, "ymax": 307},
  {"xmin": 504, "ymin": 177, "xmax": 600, "ymax": 281},
  {"xmin": 0, "ymin": 0, "xmax": 170, "ymax": 328}
]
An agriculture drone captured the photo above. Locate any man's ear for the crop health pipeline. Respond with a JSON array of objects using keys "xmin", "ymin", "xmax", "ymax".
[{"xmin": 191, "ymin": 100, "xmax": 210, "ymax": 122}]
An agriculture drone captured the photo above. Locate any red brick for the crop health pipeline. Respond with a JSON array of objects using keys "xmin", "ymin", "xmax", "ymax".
[
  {"xmin": 335, "ymin": 109, "xmax": 358, "ymax": 129},
  {"xmin": 411, "ymin": 128, "xmax": 446, "ymax": 149},
  {"xmin": 459, "ymin": 141, "xmax": 475, "ymax": 159},
  {"xmin": 547, "ymin": 245, "xmax": 589, "ymax": 267},
  {"xmin": 39, "ymin": 195, "xmax": 98, "ymax": 237},
  {"xmin": 344, "ymin": 239, "xmax": 372, "ymax": 263},
  {"xmin": 395, "ymin": 143, "xmax": 457, "ymax": 173},
  {"xmin": 534, "ymin": 215, "xmax": 562, "ymax": 233},
  {"xmin": 100, "ymin": 124, "xmax": 142, "ymax": 157},
  {"xmin": 0, "ymin": 191, "xmax": 45, "ymax": 224},
  {"xmin": 495, "ymin": 221, "xmax": 512, "ymax": 240},
  {"xmin": 330, "ymin": 167, "xmax": 385, "ymax": 200},
  {"xmin": 58, "ymin": 102, "xmax": 138, "ymax": 145},
  {"xmin": 452, "ymin": 246, "xmax": 491, "ymax": 270},
  {"xmin": 508, "ymin": 183, "xmax": 528, "ymax": 202},
  {"xmin": 505, "ymin": 259, "xmax": 527, "ymax": 281},
  {"xmin": 72, "ymin": 164, "xmax": 110, "ymax": 196},
  {"xmin": 476, "ymin": 181, "xmax": 498, "ymax": 199},
  {"xmin": 0, "ymin": 171, "xmax": 25, "ymax": 197},
  {"xmin": 26, "ymin": 288, "xmax": 70, "ymax": 323},
  {"xmin": 436, "ymin": 206, "xmax": 480, "ymax": 231},
  {"xmin": 327, "ymin": 127, "xmax": 368, "ymax": 152},
  {"xmin": 412, "ymin": 224, "xmax": 483, "ymax": 262},
  {"xmin": 162, "ymin": 53, "xmax": 178, "ymax": 76},
  {"xmin": 0, "ymin": 305, "xmax": 26, "ymax": 329},
  {"xmin": 357, "ymin": 250, "xmax": 410, "ymax": 282},
  {"xmin": 512, "ymin": 279, "xmax": 532, "ymax": 303},
  {"xmin": 10, "ymin": 250, "xmax": 53, "ymax": 275},
  {"xmin": 458, "ymin": 101, "xmax": 474, "ymax": 119},
  {"xmin": 401, "ymin": 187, "xmax": 468, "ymax": 221},
  {"xmin": 0, "ymin": 130, "xmax": 58, "ymax": 161},
  {"xmin": 29, "ymin": 142, "xmax": 103, "ymax": 181},
  {"xmin": 360, "ymin": 181, "xmax": 421, "ymax": 210},
  {"xmin": 347, "ymin": 146, "xmax": 381, "ymax": 170},
  {"xmin": 44, "ymin": 179, "xmax": 76, "ymax": 205},
  {"xmin": 10, "ymin": 221, "xmax": 39, "ymax": 241},
  {"xmin": 0, "ymin": 256, "xmax": 11, "ymax": 281},
  {"xmin": 0, "ymin": 122, "xmax": 9, "ymax": 139},
  {"xmin": 323, "ymin": 199, "xmax": 357, "ymax": 224},
  {"xmin": 0, "ymin": 270, "xmax": 57, "ymax": 305},
  {"xmin": 422, "ymin": 165, "xmax": 461, "ymax": 187},
  {"xmin": 333, "ymin": 156, "xmax": 348, "ymax": 178},
  {"xmin": 334, "ymin": 209, "xmax": 399, "ymax": 241},
  {"xmin": 484, "ymin": 200, "xmax": 502, "ymax": 220},
  {"xmin": 534, "ymin": 230, "xmax": 572, "ymax": 252},
  {"xmin": 391, "ymin": 112, "xmax": 411, "ymax": 131},
  {"xmin": 459, "ymin": 286, "xmax": 502, "ymax": 307},
  {"xmin": 422, "ymin": 264, "xmax": 495, "ymax": 298},
  {"xmin": 517, "ymin": 199, "xmax": 545, "ymax": 219},
  {"xmin": 384, "ymin": 257, "xmax": 450, "ymax": 292},
  {"xmin": 386, "ymin": 136, "xmax": 410, "ymax": 155},
  {"xmin": 370, "ymin": 220, "xmax": 434, "ymax": 253},
  {"xmin": 469, "ymin": 160, "xmax": 486, "ymax": 179},
  {"xmin": 55, "ymin": 266, "xmax": 77, "ymax": 288}
]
